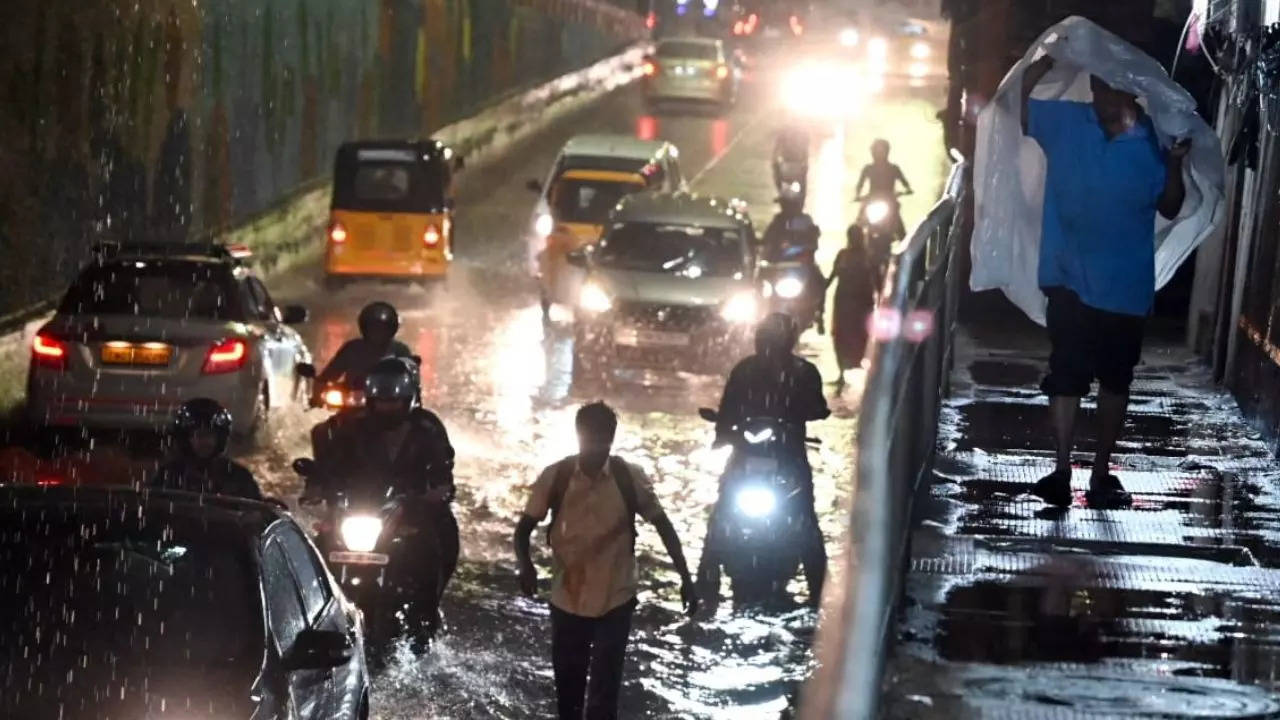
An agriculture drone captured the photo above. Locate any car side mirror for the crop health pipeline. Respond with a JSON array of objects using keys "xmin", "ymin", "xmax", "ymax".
[
  {"xmin": 526, "ymin": 178, "xmax": 543, "ymax": 194},
  {"xmin": 284, "ymin": 628, "xmax": 354, "ymax": 670},
  {"xmin": 698, "ymin": 407, "xmax": 718, "ymax": 422},
  {"xmin": 566, "ymin": 248, "xmax": 588, "ymax": 268},
  {"xmin": 295, "ymin": 362, "xmax": 316, "ymax": 379},
  {"xmin": 281, "ymin": 305, "xmax": 308, "ymax": 324},
  {"xmin": 292, "ymin": 457, "xmax": 316, "ymax": 478}
]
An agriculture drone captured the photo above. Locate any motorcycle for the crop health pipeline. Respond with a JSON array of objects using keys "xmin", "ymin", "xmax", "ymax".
[
  {"xmin": 294, "ymin": 458, "xmax": 445, "ymax": 658},
  {"xmin": 773, "ymin": 157, "xmax": 808, "ymax": 213},
  {"xmin": 296, "ymin": 355, "xmax": 423, "ymax": 413},
  {"xmin": 697, "ymin": 408, "xmax": 819, "ymax": 605},
  {"xmin": 760, "ymin": 212, "xmax": 825, "ymax": 333},
  {"xmin": 857, "ymin": 192, "xmax": 907, "ymax": 283}
]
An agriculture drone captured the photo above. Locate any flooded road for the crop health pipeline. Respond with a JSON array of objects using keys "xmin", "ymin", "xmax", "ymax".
[{"xmin": 2, "ymin": 59, "xmax": 948, "ymax": 718}]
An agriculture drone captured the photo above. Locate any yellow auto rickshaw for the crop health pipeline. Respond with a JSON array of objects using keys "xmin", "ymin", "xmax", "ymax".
[{"xmin": 325, "ymin": 140, "xmax": 463, "ymax": 286}]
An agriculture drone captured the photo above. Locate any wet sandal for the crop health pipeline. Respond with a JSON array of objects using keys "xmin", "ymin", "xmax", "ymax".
[
  {"xmin": 1031, "ymin": 468, "xmax": 1073, "ymax": 508},
  {"xmin": 1085, "ymin": 474, "xmax": 1133, "ymax": 509}
]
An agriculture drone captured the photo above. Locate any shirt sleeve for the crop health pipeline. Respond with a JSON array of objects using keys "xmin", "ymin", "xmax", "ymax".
[
  {"xmin": 1026, "ymin": 99, "xmax": 1063, "ymax": 151},
  {"xmin": 522, "ymin": 465, "xmax": 556, "ymax": 522},
  {"xmin": 626, "ymin": 463, "xmax": 665, "ymax": 522}
]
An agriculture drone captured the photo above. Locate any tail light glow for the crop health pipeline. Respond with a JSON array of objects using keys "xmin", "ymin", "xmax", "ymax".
[
  {"xmin": 202, "ymin": 338, "xmax": 248, "ymax": 375},
  {"xmin": 329, "ymin": 221, "xmax": 348, "ymax": 244},
  {"xmin": 32, "ymin": 334, "xmax": 68, "ymax": 371},
  {"xmin": 789, "ymin": 15, "xmax": 804, "ymax": 35},
  {"xmin": 423, "ymin": 224, "xmax": 442, "ymax": 247},
  {"xmin": 716, "ymin": 64, "xmax": 730, "ymax": 80},
  {"xmin": 642, "ymin": 59, "xmax": 657, "ymax": 76}
]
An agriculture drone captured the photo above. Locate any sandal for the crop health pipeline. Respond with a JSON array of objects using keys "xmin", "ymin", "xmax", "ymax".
[
  {"xmin": 1085, "ymin": 474, "xmax": 1133, "ymax": 509},
  {"xmin": 1031, "ymin": 468, "xmax": 1073, "ymax": 508}
]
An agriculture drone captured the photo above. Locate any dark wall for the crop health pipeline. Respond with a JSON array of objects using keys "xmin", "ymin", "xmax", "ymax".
[{"xmin": 0, "ymin": 0, "xmax": 643, "ymax": 320}]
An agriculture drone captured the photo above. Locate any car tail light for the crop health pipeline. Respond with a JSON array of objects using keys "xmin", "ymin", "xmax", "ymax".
[
  {"xmin": 423, "ymin": 223, "xmax": 442, "ymax": 247},
  {"xmin": 645, "ymin": 11, "xmax": 656, "ymax": 29},
  {"xmin": 642, "ymin": 59, "xmax": 657, "ymax": 76},
  {"xmin": 32, "ymin": 334, "xmax": 68, "ymax": 371},
  {"xmin": 733, "ymin": 20, "xmax": 744, "ymax": 35},
  {"xmin": 789, "ymin": 15, "xmax": 803, "ymax": 35},
  {"xmin": 202, "ymin": 338, "xmax": 248, "ymax": 375},
  {"xmin": 746, "ymin": 13, "xmax": 758, "ymax": 33},
  {"xmin": 716, "ymin": 64, "xmax": 730, "ymax": 80},
  {"xmin": 329, "ymin": 220, "xmax": 348, "ymax": 244}
]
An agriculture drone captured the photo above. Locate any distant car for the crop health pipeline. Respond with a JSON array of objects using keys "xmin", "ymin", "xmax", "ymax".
[
  {"xmin": 862, "ymin": 18, "xmax": 943, "ymax": 81},
  {"xmin": 26, "ymin": 243, "xmax": 312, "ymax": 438},
  {"xmin": 569, "ymin": 191, "xmax": 760, "ymax": 385},
  {"xmin": 0, "ymin": 486, "xmax": 371, "ymax": 719},
  {"xmin": 525, "ymin": 134, "xmax": 686, "ymax": 314},
  {"xmin": 643, "ymin": 37, "xmax": 741, "ymax": 109}
]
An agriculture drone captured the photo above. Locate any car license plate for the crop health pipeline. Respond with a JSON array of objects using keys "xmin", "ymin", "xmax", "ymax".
[
  {"xmin": 616, "ymin": 328, "xmax": 690, "ymax": 347},
  {"xmin": 745, "ymin": 457, "xmax": 779, "ymax": 477},
  {"xmin": 329, "ymin": 551, "xmax": 390, "ymax": 566},
  {"xmin": 101, "ymin": 343, "xmax": 172, "ymax": 366}
]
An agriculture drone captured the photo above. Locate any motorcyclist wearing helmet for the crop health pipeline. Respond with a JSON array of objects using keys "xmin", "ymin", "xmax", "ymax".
[
  {"xmin": 308, "ymin": 357, "xmax": 458, "ymax": 631},
  {"xmin": 150, "ymin": 398, "xmax": 263, "ymax": 499},
  {"xmin": 314, "ymin": 301, "xmax": 413, "ymax": 397},
  {"xmin": 761, "ymin": 205, "xmax": 827, "ymax": 333},
  {"xmin": 772, "ymin": 124, "xmax": 810, "ymax": 192},
  {"xmin": 707, "ymin": 313, "xmax": 830, "ymax": 603}
]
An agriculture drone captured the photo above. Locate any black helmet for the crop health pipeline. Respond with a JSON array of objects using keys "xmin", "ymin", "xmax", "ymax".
[
  {"xmin": 755, "ymin": 312, "xmax": 799, "ymax": 358},
  {"xmin": 172, "ymin": 397, "xmax": 233, "ymax": 457},
  {"xmin": 357, "ymin": 302, "xmax": 400, "ymax": 342},
  {"xmin": 364, "ymin": 357, "xmax": 418, "ymax": 406}
]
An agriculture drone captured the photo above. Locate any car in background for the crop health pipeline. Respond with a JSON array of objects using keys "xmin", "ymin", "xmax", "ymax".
[
  {"xmin": 26, "ymin": 243, "xmax": 312, "ymax": 438},
  {"xmin": 642, "ymin": 37, "xmax": 741, "ymax": 110},
  {"xmin": 569, "ymin": 191, "xmax": 760, "ymax": 385},
  {"xmin": 526, "ymin": 135, "xmax": 685, "ymax": 314},
  {"xmin": 325, "ymin": 139, "xmax": 464, "ymax": 287},
  {"xmin": 0, "ymin": 486, "xmax": 370, "ymax": 719},
  {"xmin": 860, "ymin": 16, "xmax": 946, "ymax": 83}
]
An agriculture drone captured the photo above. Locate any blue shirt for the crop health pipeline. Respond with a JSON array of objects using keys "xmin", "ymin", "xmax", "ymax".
[{"xmin": 1028, "ymin": 99, "xmax": 1167, "ymax": 316}]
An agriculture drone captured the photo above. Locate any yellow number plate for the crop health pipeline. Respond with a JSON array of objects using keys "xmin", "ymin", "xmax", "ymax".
[{"xmin": 101, "ymin": 343, "xmax": 172, "ymax": 366}]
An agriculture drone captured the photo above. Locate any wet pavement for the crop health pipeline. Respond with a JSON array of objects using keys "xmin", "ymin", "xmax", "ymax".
[
  {"xmin": 882, "ymin": 316, "xmax": 1280, "ymax": 719},
  {"xmin": 0, "ymin": 56, "xmax": 950, "ymax": 718}
]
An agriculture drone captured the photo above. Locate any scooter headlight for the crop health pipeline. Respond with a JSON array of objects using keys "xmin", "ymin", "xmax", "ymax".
[
  {"xmin": 744, "ymin": 427, "xmax": 775, "ymax": 444},
  {"xmin": 735, "ymin": 486, "xmax": 778, "ymax": 518},
  {"xmin": 578, "ymin": 281, "xmax": 613, "ymax": 314},
  {"xmin": 866, "ymin": 200, "xmax": 891, "ymax": 225},
  {"xmin": 721, "ymin": 292, "xmax": 759, "ymax": 323},
  {"xmin": 774, "ymin": 275, "xmax": 805, "ymax": 299},
  {"xmin": 340, "ymin": 516, "xmax": 383, "ymax": 553},
  {"xmin": 322, "ymin": 388, "xmax": 346, "ymax": 409}
]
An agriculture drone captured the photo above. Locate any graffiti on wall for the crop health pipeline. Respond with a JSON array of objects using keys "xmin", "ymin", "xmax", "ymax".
[{"xmin": 0, "ymin": 0, "xmax": 642, "ymax": 318}]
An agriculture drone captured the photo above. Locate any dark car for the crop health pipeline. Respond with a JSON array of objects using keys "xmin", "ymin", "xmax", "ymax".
[{"xmin": 0, "ymin": 486, "xmax": 370, "ymax": 720}]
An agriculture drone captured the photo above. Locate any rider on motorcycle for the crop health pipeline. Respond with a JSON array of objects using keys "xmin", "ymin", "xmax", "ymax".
[
  {"xmin": 314, "ymin": 302, "xmax": 414, "ymax": 396},
  {"xmin": 705, "ymin": 313, "xmax": 831, "ymax": 604},
  {"xmin": 150, "ymin": 398, "xmax": 264, "ymax": 500},
  {"xmin": 772, "ymin": 124, "xmax": 810, "ymax": 201},
  {"xmin": 307, "ymin": 357, "xmax": 458, "ymax": 634},
  {"xmin": 855, "ymin": 138, "xmax": 913, "ymax": 238},
  {"xmin": 761, "ymin": 204, "xmax": 827, "ymax": 333}
]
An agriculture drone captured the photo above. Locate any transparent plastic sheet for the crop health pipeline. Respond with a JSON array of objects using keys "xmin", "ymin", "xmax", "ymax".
[{"xmin": 970, "ymin": 15, "xmax": 1226, "ymax": 324}]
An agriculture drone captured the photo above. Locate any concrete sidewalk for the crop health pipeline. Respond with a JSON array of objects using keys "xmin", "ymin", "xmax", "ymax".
[{"xmin": 881, "ymin": 316, "xmax": 1280, "ymax": 719}]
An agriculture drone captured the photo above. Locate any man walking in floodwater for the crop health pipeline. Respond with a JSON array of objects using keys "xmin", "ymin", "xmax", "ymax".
[
  {"xmin": 514, "ymin": 401, "xmax": 698, "ymax": 719},
  {"xmin": 1020, "ymin": 50, "xmax": 1188, "ymax": 508}
]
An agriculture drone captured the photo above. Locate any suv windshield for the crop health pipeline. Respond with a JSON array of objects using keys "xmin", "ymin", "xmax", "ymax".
[
  {"xmin": 551, "ymin": 176, "xmax": 644, "ymax": 225},
  {"xmin": 0, "ymin": 508, "xmax": 261, "ymax": 675},
  {"xmin": 596, "ymin": 223, "xmax": 744, "ymax": 277},
  {"xmin": 58, "ymin": 261, "xmax": 243, "ymax": 320},
  {"xmin": 657, "ymin": 41, "xmax": 718, "ymax": 61}
]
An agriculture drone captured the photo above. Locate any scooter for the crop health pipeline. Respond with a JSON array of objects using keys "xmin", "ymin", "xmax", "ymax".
[
  {"xmin": 697, "ymin": 408, "xmax": 819, "ymax": 605},
  {"xmin": 294, "ymin": 458, "xmax": 445, "ymax": 660},
  {"xmin": 857, "ymin": 192, "xmax": 907, "ymax": 283}
]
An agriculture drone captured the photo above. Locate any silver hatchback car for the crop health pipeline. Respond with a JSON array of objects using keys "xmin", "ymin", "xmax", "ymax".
[
  {"xmin": 26, "ymin": 244, "xmax": 312, "ymax": 437},
  {"xmin": 643, "ymin": 37, "xmax": 740, "ymax": 109},
  {"xmin": 570, "ymin": 192, "xmax": 760, "ymax": 385}
]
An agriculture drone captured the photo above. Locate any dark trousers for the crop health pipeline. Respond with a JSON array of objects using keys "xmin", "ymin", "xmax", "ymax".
[{"xmin": 550, "ymin": 598, "xmax": 637, "ymax": 720}]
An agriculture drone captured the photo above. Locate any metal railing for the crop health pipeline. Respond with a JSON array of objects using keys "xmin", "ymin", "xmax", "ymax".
[{"xmin": 801, "ymin": 159, "xmax": 969, "ymax": 720}]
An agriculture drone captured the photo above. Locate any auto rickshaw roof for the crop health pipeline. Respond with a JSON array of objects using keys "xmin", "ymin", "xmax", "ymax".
[{"xmin": 336, "ymin": 139, "xmax": 454, "ymax": 165}]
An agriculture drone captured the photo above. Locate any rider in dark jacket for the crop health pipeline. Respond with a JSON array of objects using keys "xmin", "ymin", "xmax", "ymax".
[
  {"xmin": 709, "ymin": 314, "xmax": 830, "ymax": 603},
  {"xmin": 151, "ymin": 398, "xmax": 263, "ymax": 500},
  {"xmin": 308, "ymin": 358, "xmax": 458, "ymax": 634},
  {"xmin": 314, "ymin": 301, "xmax": 413, "ymax": 397}
]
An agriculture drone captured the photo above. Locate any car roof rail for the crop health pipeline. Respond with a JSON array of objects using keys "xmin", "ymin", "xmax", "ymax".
[{"xmin": 91, "ymin": 241, "xmax": 252, "ymax": 263}]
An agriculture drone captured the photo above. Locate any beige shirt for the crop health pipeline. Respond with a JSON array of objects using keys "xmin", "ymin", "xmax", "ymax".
[{"xmin": 523, "ymin": 458, "xmax": 664, "ymax": 618}]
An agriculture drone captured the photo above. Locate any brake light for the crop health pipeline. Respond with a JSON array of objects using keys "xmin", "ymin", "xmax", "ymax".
[
  {"xmin": 329, "ymin": 220, "xmax": 348, "ymax": 244},
  {"xmin": 645, "ymin": 11, "xmax": 656, "ymax": 29},
  {"xmin": 202, "ymin": 339, "xmax": 248, "ymax": 375},
  {"xmin": 746, "ymin": 13, "xmax": 758, "ymax": 33},
  {"xmin": 642, "ymin": 59, "xmax": 657, "ymax": 76},
  {"xmin": 789, "ymin": 15, "xmax": 803, "ymax": 35},
  {"xmin": 423, "ymin": 223, "xmax": 442, "ymax": 247},
  {"xmin": 733, "ymin": 20, "xmax": 744, "ymax": 35},
  {"xmin": 716, "ymin": 64, "xmax": 730, "ymax": 80},
  {"xmin": 32, "ymin": 334, "xmax": 68, "ymax": 371}
]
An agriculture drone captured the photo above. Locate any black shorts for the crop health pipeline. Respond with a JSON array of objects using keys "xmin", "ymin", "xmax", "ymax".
[{"xmin": 1040, "ymin": 287, "xmax": 1145, "ymax": 397}]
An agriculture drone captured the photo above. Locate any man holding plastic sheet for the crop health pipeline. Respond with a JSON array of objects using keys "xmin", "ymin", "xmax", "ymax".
[{"xmin": 1020, "ymin": 49, "xmax": 1189, "ymax": 509}]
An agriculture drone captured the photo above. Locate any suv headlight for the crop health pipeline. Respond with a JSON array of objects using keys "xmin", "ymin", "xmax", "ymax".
[
  {"xmin": 578, "ymin": 281, "xmax": 613, "ymax": 313},
  {"xmin": 721, "ymin": 292, "xmax": 759, "ymax": 323},
  {"xmin": 340, "ymin": 516, "xmax": 383, "ymax": 553}
]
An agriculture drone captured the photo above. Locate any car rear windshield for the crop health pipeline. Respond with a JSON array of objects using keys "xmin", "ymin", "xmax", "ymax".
[
  {"xmin": 332, "ymin": 151, "xmax": 448, "ymax": 212},
  {"xmin": 657, "ymin": 41, "xmax": 718, "ymax": 60},
  {"xmin": 58, "ymin": 261, "xmax": 244, "ymax": 320},
  {"xmin": 596, "ymin": 223, "xmax": 743, "ymax": 277},
  {"xmin": 0, "ymin": 507, "xmax": 261, "ymax": 673},
  {"xmin": 551, "ymin": 176, "xmax": 644, "ymax": 225}
]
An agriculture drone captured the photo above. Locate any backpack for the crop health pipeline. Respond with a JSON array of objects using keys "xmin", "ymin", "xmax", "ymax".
[{"xmin": 545, "ymin": 455, "xmax": 640, "ymax": 547}]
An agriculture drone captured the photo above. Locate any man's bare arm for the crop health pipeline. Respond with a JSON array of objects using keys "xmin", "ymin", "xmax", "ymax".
[
  {"xmin": 1158, "ymin": 140, "xmax": 1190, "ymax": 220},
  {"xmin": 1022, "ymin": 55, "xmax": 1055, "ymax": 135}
]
